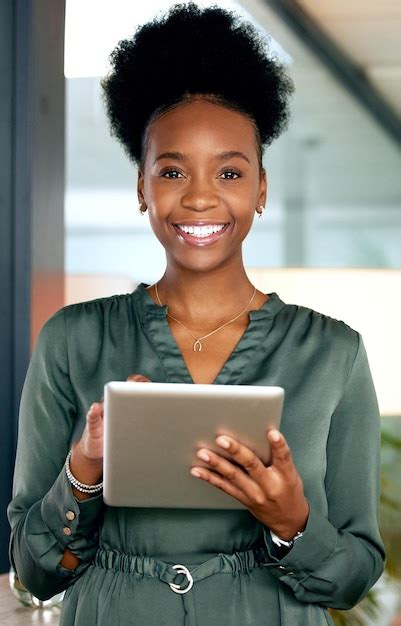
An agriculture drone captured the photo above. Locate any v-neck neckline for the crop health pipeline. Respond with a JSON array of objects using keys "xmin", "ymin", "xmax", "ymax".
[{"xmin": 134, "ymin": 282, "xmax": 286, "ymax": 385}]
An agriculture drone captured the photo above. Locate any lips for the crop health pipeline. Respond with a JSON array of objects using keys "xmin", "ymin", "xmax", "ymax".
[{"xmin": 173, "ymin": 223, "xmax": 230, "ymax": 246}]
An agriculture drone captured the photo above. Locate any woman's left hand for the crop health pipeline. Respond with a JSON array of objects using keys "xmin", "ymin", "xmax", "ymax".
[{"xmin": 190, "ymin": 429, "xmax": 309, "ymax": 540}]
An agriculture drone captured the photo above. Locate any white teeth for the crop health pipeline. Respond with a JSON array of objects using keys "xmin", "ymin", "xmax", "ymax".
[{"xmin": 177, "ymin": 224, "xmax": 226, "ymax": 236}]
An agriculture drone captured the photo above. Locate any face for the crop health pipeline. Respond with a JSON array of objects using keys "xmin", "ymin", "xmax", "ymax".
[{"xmin": 137, "ymin": 99, "xmax": 267, "ymax": 274}]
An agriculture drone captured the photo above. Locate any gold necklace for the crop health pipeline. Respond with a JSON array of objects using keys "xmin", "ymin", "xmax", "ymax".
[{"xmin": 153, "ymin": 281, "xmax": 257, "ymax": 352}]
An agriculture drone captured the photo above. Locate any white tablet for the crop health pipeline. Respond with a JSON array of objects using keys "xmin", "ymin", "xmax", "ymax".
[{"xmin": 103, "ymin": 381, "xmax": 284, "ymax": 509}]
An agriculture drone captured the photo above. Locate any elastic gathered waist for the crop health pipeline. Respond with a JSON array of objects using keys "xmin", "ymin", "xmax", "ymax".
[{"xmin": 94, "ymin": 545, "xmax": 270, "ymax": 587}]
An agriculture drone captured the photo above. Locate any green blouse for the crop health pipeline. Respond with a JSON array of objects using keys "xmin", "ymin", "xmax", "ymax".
[{"xmin": 7, "ymin": 282, "xmax": 386, "ymax": 626}]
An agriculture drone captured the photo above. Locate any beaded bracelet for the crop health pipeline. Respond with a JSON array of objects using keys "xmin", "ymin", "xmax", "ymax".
[{"xmin": 65, "ymin": 449, "xmax": 103, "ymax": 494}]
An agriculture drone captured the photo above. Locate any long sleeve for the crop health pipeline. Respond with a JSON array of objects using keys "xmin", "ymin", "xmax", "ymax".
[
  {"xmin": 262, "ymin": 331, "xmax": 386, "ymax": 610},
  {"xmin": 7, "ymin": 308, "xmax": 105, "ymax": 601}
]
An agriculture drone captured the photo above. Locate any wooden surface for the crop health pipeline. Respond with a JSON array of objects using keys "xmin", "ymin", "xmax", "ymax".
[{"xmin": 0, "ymin": 574, "xmax": 61, "ymax": 626}]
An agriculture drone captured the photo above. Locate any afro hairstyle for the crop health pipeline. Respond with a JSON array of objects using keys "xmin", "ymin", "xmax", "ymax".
[{"xmin": 101, "ymin": 1, "xmax": 294, "ymax": 171}]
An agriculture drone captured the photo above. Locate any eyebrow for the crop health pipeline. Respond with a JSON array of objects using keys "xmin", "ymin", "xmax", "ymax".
[{"xmin": 153, "ymin": 150, "xmax": 251, "ymax": 165}]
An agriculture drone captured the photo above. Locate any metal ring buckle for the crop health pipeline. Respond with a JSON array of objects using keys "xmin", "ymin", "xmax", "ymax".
[{"xmin": 168, "ymin": 564, "xmax": 194, "ymax": 594}]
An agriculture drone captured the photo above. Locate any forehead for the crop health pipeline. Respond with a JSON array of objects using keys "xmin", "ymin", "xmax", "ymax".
[{"xmin": 146, "ymin": 99, "xmax": 257, "ymax": 160}]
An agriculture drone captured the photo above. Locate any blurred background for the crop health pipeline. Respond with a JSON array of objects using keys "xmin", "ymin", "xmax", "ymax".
[{"xmin": 1, "ymin": 1, "xmax": 400, "ymax": 624}]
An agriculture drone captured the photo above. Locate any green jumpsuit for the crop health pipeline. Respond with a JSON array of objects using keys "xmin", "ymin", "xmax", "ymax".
[{"xmin": 7, "ymin": 282, "xmax": 386, "ymax": 625}]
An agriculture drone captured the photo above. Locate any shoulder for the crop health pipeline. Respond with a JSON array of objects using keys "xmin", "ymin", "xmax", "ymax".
[
  {"xmin": 37, "ymin": 292, "xmax": 136, "ymax": 347},
  {"xmin": 62, "ymin": 291, "xmax": 135, "ymax": 317},
  {"xmin": 277, "ymin": 297, "xmax": 360, "ymax": 360}
]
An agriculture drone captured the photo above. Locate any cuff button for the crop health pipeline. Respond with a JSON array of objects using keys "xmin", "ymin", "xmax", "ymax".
[
  {"xmin": 66, "ymin": 510, "xmax": 76, "ymax": 521},
  {"xmin": 63, "ymin": 527, "xmax": 72, "ymax": 536}
]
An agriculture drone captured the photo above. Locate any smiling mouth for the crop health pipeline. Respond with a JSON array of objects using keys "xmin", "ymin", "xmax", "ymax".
[
  {"xmin": 175, "ymin": 223, "xmax": 229, "ymax": 235},
  {"xmin": 172, "ymin": 223, "xmax": 231, "ymax": 246}
]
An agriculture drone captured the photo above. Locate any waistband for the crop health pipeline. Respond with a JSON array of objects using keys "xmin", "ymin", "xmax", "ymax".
[{"xmin": 94, "ymin": 545, "xmax": 270, "ymax": 593}]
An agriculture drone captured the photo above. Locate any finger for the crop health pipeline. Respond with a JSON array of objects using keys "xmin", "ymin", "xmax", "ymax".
[
  {"xmin": 267, "ymin": 430, "xmax": 294, "ymax": 476},
  {"xmin": 86, "ymin": 403, "xmax": 103, "ymax": 437},
  {"xmin": 127, "ymin": 374, "xmax": 151, "ymax": 383},
  {"xmin": 190, "ymin": 465, "xmax": 253, "ymax": 508},
  {"xmin": 87, "ymin": 402, "xmax": 103, "ymax": 419},
  {"xmin": 194, "ymin": 447, "xmax": 265, "ymax": 505},
  {"xmin": 214, "ymin": 435, "xmax": 267, "ymax": 482}
]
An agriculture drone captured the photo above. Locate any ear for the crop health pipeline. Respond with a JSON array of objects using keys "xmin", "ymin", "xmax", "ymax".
[
  {"xmin": 137, "ymin": 168, "xmax": 145, "ymax": 205},
  {"xmin": 258, "ymin": 167, "xmax": 268, "ymax": 207}
]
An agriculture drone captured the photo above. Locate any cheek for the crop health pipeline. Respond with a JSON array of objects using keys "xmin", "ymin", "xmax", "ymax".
[
  {"xmin": 147, "ymin": 211, "xmax": 180, "ymax": 252},
  {"xmin": 147, "ymin": 184, "xmax": 179, "ymax": 219},
  {"xmin": 230, "ymin": 206, "xmax": 255, "ymax": 231},
  {"xmin": 148, "ymin": 212, "xmax": 170, "ymax": 240},
  {"xmin": 225, "ymin": 188, "xmax": 258, "ymax": 216}
]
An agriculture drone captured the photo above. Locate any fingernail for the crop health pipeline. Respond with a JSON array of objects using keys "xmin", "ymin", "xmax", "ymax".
[
  {"xmin": 270, "ymin": 430, "xmax": 281, "ymax": 442},
  {"xmin": 197, "ymin": 449, "xmax": 210, "ymax": 462},
  {"xmin": 216, "ymin": 436, "xmax": 230, "ymax": 449},
  {"xmin": 191, "ymin": 468, "xmax": 202, "ymax": 478}
]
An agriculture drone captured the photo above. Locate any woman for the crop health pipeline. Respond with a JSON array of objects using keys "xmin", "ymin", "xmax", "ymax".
[{"xmin": 8, "ymin": 3, "xmax": 386, "ymax": 624}]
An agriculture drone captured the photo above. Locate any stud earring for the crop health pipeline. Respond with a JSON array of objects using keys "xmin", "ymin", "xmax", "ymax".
[{"xmin": 256, "ymin": 205, "xmax": 265, "ymax": 218}]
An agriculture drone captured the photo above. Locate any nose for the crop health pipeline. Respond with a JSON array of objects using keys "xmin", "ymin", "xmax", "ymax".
[{"xmin": 181, "ymin": 175, "xmax": 220, "ymax": 212}]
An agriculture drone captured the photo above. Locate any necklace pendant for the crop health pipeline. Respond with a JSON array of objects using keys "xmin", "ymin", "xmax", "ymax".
[{"xmin": 193, "ymin": 339, "xmax": 202, "ymax": 352}]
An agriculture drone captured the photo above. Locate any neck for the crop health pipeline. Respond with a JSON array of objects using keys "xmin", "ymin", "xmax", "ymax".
[{"xmin": 152, "ymin": 265, "xmax": 258, "ymax": 327}]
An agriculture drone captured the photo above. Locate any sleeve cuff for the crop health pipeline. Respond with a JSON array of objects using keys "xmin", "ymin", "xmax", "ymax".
[
  {"xmin": 262, "ymin": 502, "xmax": 338, "ymax": 579},
  {"xmin": 41, "ymin": 464, "xmax": 104, "ymax": 552}
]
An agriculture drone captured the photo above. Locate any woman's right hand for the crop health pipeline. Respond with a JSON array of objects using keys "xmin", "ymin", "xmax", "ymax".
[
  {"xmin": 70, "ymin": 374, "xmax": 151, "ymax": 496},
  {"xmin": 60, "ymin": 374, "xmax": 151, "ymax": 570}
]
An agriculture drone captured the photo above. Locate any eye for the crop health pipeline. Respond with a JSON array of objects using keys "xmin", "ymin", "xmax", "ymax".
[
  {"xmin": 220, "ymin": 169, "xmax": 241, "ymax": 180},
  {"xmin": 160, "ymin": 169, "xmax": 183, "ymax": 179}
]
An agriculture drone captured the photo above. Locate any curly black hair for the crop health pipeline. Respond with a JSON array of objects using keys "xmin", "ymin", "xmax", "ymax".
[{"xmin": 101, "ymin": 1, "xmax": 294, "ymax": 171}]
